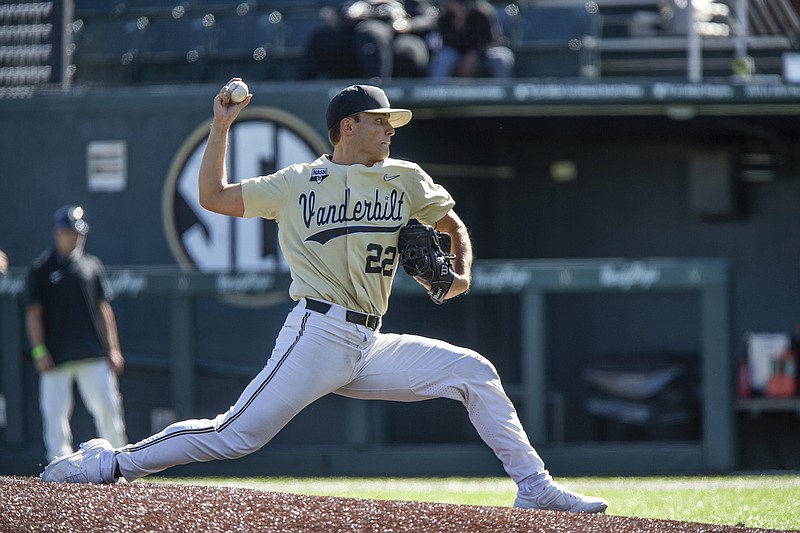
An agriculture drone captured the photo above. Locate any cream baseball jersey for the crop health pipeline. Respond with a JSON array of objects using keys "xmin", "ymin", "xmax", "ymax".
[{"xmin": 241, "ymin": 155, "xmax": 455, "ymax": 315}]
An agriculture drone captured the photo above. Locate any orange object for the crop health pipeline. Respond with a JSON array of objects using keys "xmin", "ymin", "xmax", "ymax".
[{"xmin": 766, "ymin": 350, "xmax": 797, "ymax": 398}]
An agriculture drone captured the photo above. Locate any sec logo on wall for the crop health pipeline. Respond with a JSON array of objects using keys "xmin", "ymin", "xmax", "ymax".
[{"xmin": 162, "ymin": 107, "xmax": 328, "ymax": 301}]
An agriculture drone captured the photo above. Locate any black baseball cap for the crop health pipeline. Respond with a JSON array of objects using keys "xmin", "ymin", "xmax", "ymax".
[
  {"xmin": 326, "ymin": 85, "xmax": 412, "ymax": 130},
  {"xmin": 53, "ymin": 205, "xmax": 89, "ymax": 235}
]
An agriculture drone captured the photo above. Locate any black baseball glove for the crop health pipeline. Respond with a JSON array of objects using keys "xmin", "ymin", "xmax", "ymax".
[{"xmin": 398, "ymin": 220, "xmax": 455, "ymax": 304}]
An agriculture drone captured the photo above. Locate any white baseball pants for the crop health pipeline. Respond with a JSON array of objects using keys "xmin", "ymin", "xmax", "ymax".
[
  {"xmin": 40, "ymin": 357, "xmax": 128, "ymax": 461},
  {"xmin": 116, "ymin": 299, "xmax": 546, "ymax": 482}
]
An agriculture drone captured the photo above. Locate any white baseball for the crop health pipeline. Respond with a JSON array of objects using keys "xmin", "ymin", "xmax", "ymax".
[{"xmin": 228, "ymin": 80, "xmax": 249, "ymax": 103}]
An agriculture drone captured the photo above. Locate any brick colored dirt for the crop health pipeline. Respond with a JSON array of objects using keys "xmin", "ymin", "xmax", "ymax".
[{"xmin": 0, "ymin": 476, "xmax": 790, "ymax": 532}]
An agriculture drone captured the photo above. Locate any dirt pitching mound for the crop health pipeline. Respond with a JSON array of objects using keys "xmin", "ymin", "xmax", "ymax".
[{"xmin": 0, "ymin": 476, "xmax": 788, "ymax": 532}]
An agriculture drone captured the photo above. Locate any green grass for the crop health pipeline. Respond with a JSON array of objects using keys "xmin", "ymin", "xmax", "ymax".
[{"xmin": 150, "ymin": 475, "xmax": 800, "ymax": 531}]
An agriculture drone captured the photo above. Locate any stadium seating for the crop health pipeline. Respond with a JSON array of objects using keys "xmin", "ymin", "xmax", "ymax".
[
  {"xmin": 208, "ymin": 10, "xmax": 281, "ymax": 82},
  {"xmin": 585, "ymin": 0, "xmax": 796, "ymax": 79},
  {"xmin": 271, "ymin": 8, "xmax": 326, "ymax": 80},
  {"xmin": 73, "ymin": 0, "xmax": 127, "ymax": 18},
  {"xmin": 495, "ymin": 2, "xmax": 521, "ymax": 46},
  {"xmin": 512, "ymin": 4, "xmax": 600, "ymax": 78},
  {"xmin": 72, "ymin": 15, "xmax": 146, "ymax": 84},
  {"xmin": 747, "ymin": 0, "xmax": 800, "ymax": 38},
  {"xmin": 125, "ymin": 0, "xmax": 187, "ymax": 16},
  {"xmin": 136, "ymin": 14, "xmax": 215, "ymax": 82},
  {"xmin": 61, "ymin": 0, "xmax": 800, "ymax": 85}
]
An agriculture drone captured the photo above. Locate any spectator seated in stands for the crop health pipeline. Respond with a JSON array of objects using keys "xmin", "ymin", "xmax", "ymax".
[
  {"xmin": 300, "ymin": 0, "xmax": 437, "ymax": 81},
  {"xmin": 428, "ymin": 0, "xmax": 514, "ymax": 81}
]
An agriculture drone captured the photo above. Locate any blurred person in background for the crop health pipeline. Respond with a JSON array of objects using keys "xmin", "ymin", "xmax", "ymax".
[
  {"xmin": 428, "ymin": 0, "xmax": 514, "ymax": 81},
  {"xmin": 301, "ymin": 0, "xmax": 437, "ymax": 81},
  {"xmin": 0, "ymin": 249, "xmax": 7, "ymax": 274},
  {"xmin": 25, "ymin": 205, "xmax": 128, "ymax": 462}
]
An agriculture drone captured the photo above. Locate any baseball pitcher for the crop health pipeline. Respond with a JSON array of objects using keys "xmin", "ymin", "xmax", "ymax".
[{"xmin": 41, "ymin": 82, "xmax": 607, "ymax": 513}]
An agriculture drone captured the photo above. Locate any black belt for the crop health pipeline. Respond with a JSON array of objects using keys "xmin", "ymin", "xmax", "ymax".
[{"xmin": 304, "ymin": 299, "xmax": 381, "ymax": 331}]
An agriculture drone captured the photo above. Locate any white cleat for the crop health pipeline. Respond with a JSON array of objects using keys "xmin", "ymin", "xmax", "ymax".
[
  {"xmin": 514, "ymin": 482, "xmax": 608, "ymax": 513},
  {"xmin": 41, "ymin": 438, "xmax": 117, "ymax": 484}
]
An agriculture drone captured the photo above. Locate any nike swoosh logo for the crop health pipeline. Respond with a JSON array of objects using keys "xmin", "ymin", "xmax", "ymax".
[{"xmin": 383, "ymin": 174, "xmax": 400, "ymax": 181}]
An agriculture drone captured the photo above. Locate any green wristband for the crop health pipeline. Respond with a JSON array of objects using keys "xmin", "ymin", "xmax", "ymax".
[{"xmin": 31, "ymin": 345, "xmax": 47, "ymax": 361}]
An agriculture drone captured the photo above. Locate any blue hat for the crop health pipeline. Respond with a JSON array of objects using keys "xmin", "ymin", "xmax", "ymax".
[
  {"xmin": 53, "ymin": 205, "xmax": 89, "ymax": 235},
  {"xmin": 326, "ymin": 85, "xmax": 412, "ymax": 130}
]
